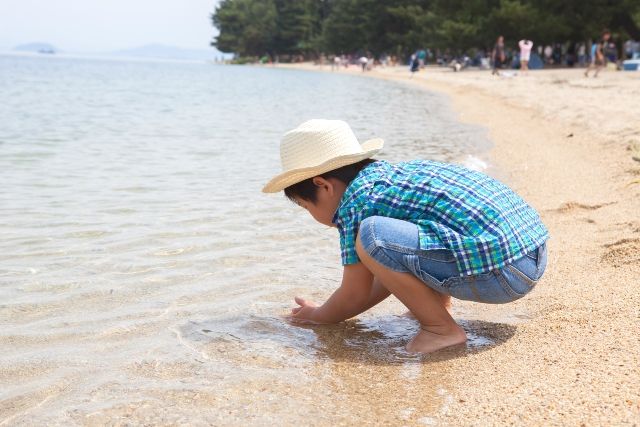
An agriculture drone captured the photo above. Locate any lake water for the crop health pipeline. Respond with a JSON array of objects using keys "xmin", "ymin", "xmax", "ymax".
[{"xmin": 0, "ymin": 54, "xmax": 492, "ymax": 425}]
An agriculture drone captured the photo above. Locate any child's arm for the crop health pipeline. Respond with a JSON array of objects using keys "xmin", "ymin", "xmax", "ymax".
[{"xmin": 290, "ymin": 263, "xmax": 387, "ymax": 324}]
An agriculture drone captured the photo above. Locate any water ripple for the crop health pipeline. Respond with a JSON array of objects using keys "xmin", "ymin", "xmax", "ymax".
[{"xmin": 0, "ymin": 54, "xmax": 490, "ymax": 423}]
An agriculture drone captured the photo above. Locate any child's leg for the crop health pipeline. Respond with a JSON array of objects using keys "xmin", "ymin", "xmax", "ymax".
[
  {"xmin": 439, "ymin": 293, "xmax": 452, "ymax": 312},
  {"xmin": 355, "ymin": 237, "xmax": 466, "ymax": 353},
  {"xmin": 403, "ymin": 293, "xmax": 451, "ymax": 317},
  {"xmin": 594, "ymin": 63, "xmax": 602, "ymax": 77}
]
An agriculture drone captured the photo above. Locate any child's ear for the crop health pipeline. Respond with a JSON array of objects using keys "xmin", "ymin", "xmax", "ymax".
[
  {"xmin": 312, "ymin": 176, "xmax": 327, "ymax": 188},
  {"xmin": 312, "ymin": 177, "xmax": 334, "ymax": 194}
]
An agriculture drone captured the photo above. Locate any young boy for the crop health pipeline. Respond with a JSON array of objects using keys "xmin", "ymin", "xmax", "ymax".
[{"xmin": 263, "ymin": 119, "xmax": 549, "ymax": 353}]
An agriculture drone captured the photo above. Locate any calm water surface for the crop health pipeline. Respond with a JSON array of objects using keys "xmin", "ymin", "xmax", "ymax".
[{"xmin": 0, "ymin": 54, "xmax": 491, "ymax": 424}]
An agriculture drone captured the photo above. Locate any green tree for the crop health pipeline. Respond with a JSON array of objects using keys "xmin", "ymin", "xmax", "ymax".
[
  {"xmin": 385, "ymin": 4, "xmax": 436, "ymax": 56},
  {"xmin": 212, "ymin": 0, "xmax": 277, "ymax": 56},
  {"xmin": 211, "ymin": 0, "xmax": 640, "ymax": 59},
  {"xmin": 273, "ymin": 0, "xmax": 322, "ymax": 55}
]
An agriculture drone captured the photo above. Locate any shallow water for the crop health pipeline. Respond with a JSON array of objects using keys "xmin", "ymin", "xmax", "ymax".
[{"xmin": 1, "ymin": 54, "xmax": 495, "ymax": 424}]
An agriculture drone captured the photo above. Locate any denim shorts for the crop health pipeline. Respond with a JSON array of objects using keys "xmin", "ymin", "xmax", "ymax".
[{"xmin": 358, "ymin": 216, "xmax": 547, "ymax": 304}]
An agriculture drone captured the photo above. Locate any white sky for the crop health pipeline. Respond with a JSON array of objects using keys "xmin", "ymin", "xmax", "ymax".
[{"xmin": 0, "ymin": 0, "xmax": 221, "ymax": 52}]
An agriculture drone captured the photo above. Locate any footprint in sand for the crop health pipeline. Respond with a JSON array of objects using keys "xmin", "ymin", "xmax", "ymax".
[
  {"xmin": 550, "ymin": 201, "xmax": 616, "ymax": 213},
  {"xmin": 601, "ymin": 238, "xmax": 640, "ymax": 268}
]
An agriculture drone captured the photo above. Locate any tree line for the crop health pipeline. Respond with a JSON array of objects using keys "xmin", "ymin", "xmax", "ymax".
[{"xmin": 211, "ymin": 0, "xmax": 640, "ymax": 60}]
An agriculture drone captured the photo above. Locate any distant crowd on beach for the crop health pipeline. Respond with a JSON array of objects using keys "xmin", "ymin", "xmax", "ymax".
[
  {"xmin": 487, "ymin": 31, "xmax": 639, "ymax": 74},
  {"xmin": 323, "ymin": 53, "xmax": 400, "ymax": 71},
  {"xmin": 297, "ymin": 31, "xmax": 640, "ymax": 76}
]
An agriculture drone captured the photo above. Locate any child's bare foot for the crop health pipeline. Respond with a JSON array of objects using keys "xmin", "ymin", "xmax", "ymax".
[{"xmin": 406, "ymin": 324, "xmax": 467, "ymax": 354}]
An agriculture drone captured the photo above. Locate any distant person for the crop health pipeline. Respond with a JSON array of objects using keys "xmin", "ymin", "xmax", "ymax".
[
  {"xmin": 417, "ymin": 49, "xmax": 427, "ymax": 68},
  {"xmin": 566, "ymin": 42, "xmax": 576, "ymax": 67},
  {"xmin": 367, "ymin": 57, "xmax": 374, "ymax": 71},
  {"xmin": 553, "ymin": 44, "xmax": 562, "ymax": 65},
  {"xmin": 604, "ymin": 39, "xmax": 617, "ymax": 63},
  {"xmin": 409, "ymin": 54, "xmax": 420, "ymax": 77},
  {"xmin": 585, "ymin": 30, "xmax": 611, "ymax": 77},
  {"xmin": 577, "ymin": 43, "xmax": 587, "ymax": 67},
  {"xmin": 544, "ymin": 45, "xmax": 553, "ymax": 64},
  {"xmin": 380, "ymin": 53, "xmax": 389, "ymax": 67},
  {"xmin": 518, "ymin": 39, "xmax": 533, "ymax": 74},
  {"xmin": 265, "ymin": 119, "xmax": 549, "ymax": 353},
  {"xmin": 624, "ymin": 40, "xmax": 633, "ymax": 59},
  {"xmin": 332, "ymin": 55, "xmax": 340, "ymax": 71},
  {"xmin": 492, "ymin": 36, "xmax": 505, "ymax": 75},
  {"xmin": 359, "ymin": 56, "xmax": 368, "ymax": 72}
]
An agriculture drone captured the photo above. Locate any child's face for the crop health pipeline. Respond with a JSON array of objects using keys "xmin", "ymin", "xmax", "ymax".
[{"xmin": 293, "ymin": 177, "xmax": 346, "ymax": 227}]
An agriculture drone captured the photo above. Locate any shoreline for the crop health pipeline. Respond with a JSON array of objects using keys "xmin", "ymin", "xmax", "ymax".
[{"xmin": 278, "ymin": 63, "xmax": 640, "ymax": 424}]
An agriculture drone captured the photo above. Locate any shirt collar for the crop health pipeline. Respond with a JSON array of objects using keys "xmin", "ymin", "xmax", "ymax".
[{"xmin": 331, "ymin": 160, "xmax": 382, "ymax": 225}]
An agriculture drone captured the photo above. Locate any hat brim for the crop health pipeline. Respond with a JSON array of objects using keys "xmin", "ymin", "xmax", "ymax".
[{"xmin": 262, "ymin": 138, "xmax": 384, "ymax": 193}]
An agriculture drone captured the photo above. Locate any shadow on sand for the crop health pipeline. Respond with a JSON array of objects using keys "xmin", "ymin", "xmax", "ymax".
[
  {"xmin": 293, "ymin": 315, "xmax": 518, "ymax": 365},
  {"xmin": 184, "ymin": 313, "xmax": 517, "ymax": 366}
]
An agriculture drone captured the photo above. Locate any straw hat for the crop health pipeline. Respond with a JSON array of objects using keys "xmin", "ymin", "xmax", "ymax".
[{"xmin": 262, "ymin": 119, "xmax": 383, "ymax": 193}]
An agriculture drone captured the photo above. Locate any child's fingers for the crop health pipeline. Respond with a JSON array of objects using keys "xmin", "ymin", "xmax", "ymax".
[
  {"xmin": 286, "ymin": 316, "xmax": 319, "ymax": 325},
  {"xmin": 291, "ymin": 307, "xmax": 302, "ymax": 314},
  {"xmin": 294, "ymin": 296, "xmax": 306, "ymax": 306}
]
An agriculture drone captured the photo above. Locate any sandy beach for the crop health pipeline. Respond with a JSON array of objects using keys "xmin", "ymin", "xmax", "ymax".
[
  {"xmin": 279, "ymin": 63, "xmax": 640, "ymax": 425},
  {"xmin": 2, "ymin": 57, "xmax": 638, "ymax": 426}
]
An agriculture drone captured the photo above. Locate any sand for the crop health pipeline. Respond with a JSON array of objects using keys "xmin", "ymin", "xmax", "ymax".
[
  {"xmin": 278, "ymin": 63, "xmax": 640, "ymax": 425},
  {"xmin": 2, "ymin": 62, "xmax": 638, "ymax": 426}
]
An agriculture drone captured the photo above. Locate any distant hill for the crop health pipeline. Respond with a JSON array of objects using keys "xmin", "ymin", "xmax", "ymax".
[
  {"xmin": 111, "ymin": 44, "xmax": 230, "ymax": 61},
  {"xmin": 13, "ymin": 42, "xmax": 57, "ymax": 53}
]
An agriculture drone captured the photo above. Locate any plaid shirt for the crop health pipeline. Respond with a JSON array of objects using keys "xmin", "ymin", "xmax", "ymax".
[{"xmin": 332, "ymin": 160, "xmax": 549, "ymax": 276}]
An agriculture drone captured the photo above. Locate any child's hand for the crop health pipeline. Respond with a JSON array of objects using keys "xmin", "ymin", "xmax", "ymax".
[{"xmin": 288, "ymin": 296, "xmax": 322, "ymax": 324}]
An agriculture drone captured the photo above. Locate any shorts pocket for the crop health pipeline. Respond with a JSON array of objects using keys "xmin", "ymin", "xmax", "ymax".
[
  {"xmin": 404, "ymin": 253, "xmax": 460, "ymax": 291},
  {"xmin": 496, "ymin": 266, "xmax": 537, "ymax": 301},
  {"xmin": 505, "ymin": 264, "xmax": 538, "ymax": 287},
  {"xmin": 415, "ymin": 248, "xmax": 457, "ymax": 263}
]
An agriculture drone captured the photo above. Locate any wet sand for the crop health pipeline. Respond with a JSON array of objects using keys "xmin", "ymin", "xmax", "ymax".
[{"xmin": 280, "ymin": 64, "xmax": 640, "ymax": 425}]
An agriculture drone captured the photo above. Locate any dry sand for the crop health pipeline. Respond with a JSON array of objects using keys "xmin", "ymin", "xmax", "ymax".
[{"xmin": 280, "ymin": 63, "xmax": 640, "ymax": 425}]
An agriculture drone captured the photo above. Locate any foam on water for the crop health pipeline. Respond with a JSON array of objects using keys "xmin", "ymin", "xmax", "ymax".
[{"xmin": 461, "ymin": 154, "xmax": 489, "ymax": 171}]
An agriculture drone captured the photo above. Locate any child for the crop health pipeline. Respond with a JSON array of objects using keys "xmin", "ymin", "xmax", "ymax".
[{"xmin": 263, "ymin": 119, "xmax": 549, "ymax": 353}]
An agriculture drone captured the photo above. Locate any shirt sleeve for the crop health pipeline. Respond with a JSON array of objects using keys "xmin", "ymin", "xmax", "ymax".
[{"xmin": 337, "ymin": 207, "xmax": 366, "ymax": 265}]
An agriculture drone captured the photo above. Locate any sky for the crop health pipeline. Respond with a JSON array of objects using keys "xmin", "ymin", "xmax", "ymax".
[{"xmin": 0, "ymin": 0, "xmax": 221, "ymax": 52}]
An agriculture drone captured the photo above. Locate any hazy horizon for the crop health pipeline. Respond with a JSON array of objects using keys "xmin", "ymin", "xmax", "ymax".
[{"xmin": 0, "ymin": 0, "xmax": 221, "ymax": 52}]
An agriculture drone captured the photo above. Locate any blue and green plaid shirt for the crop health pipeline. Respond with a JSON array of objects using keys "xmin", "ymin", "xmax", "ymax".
[{"xmin": 332, "ymin": 160, "xmax": 549, "ymax": 276}]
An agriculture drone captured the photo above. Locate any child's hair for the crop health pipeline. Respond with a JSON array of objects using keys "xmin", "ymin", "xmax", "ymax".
[{"xmin": 284, "ymin": 159, "xmax": 377, "ymax": 203}]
